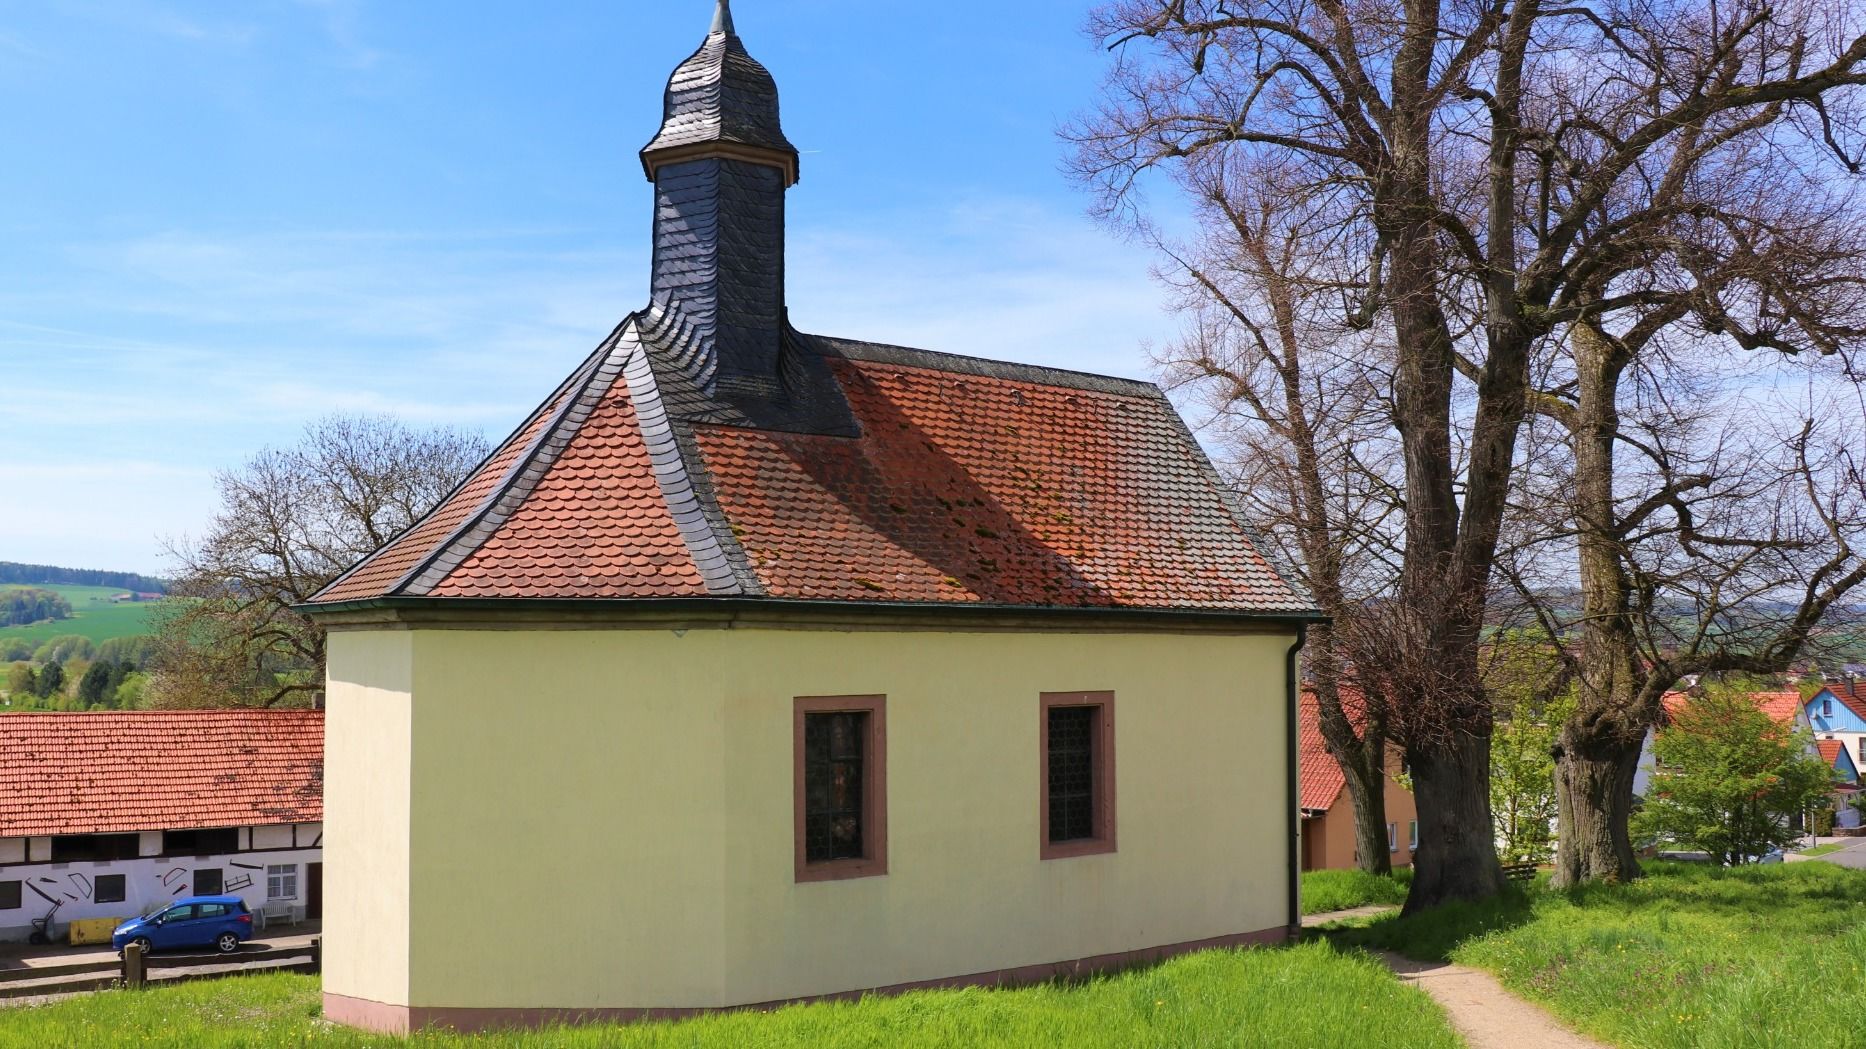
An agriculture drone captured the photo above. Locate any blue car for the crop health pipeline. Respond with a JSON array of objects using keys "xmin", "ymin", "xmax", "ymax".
[{"xmin": 112, "ymin": 896, "xmax": 254, "ymax": 955}]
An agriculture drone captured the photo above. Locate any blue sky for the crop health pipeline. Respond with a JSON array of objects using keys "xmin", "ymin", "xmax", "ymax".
[{"xmin": 1, "ymin": 1, "xmax": 1180, "ymax": 575}]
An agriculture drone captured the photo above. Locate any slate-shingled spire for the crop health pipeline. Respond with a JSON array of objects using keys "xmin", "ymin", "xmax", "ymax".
[{"xmin": 636, "ymin": 2, "xmax": 844, "ymax": 432}]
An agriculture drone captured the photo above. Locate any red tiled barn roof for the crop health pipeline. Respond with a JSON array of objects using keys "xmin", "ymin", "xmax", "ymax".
[
  {"xmin": 308, "ymin": 308, "xmax": 1313, "ymax": 617},
  {"xmin": 1818, "ymin": 738, "xmax": 1845, "ymax": 765},
  {"xmin": 0, "ymin": 711, "xmax": 322, "ymax": 838}
]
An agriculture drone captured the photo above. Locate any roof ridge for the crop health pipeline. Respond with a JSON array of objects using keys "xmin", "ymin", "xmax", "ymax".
[
  {"xmin": 392, "ymin": 325, "xmax": 632, "ymax": 597},
  {"xmin": 808, "ymin": 333, "xmax": 1166, "ymax": 399}
]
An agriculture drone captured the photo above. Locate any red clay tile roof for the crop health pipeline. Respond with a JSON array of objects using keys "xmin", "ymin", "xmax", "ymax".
[
  {"xmin": 1298, "ymin": 694, "xmax": 1346, "ymax": 813},
  {"xmin": 1818, "ymin": 739, "xmax": 1846, "ymax": 765},
  {"xmin": 0, "ymin": 711, "xmax": 322, "ymax": 838},
  {"xmin": 1816, "ymin": 682, "xmax": 1866, "ymax": 724},
  {"xmin": 1661, "ymin": 690, "xmax": 1804, "ymax": 726},
  {"xmin": 307, "ymin": 306, "xmax": 1314, "ymax": 616}
]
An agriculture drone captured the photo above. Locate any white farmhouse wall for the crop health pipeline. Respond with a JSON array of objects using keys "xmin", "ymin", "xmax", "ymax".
[
  {"xmin": 252, "ymin": 825, "xmax": 294, "ymax": 851},
  {"xmin": 0, "ymin": 824, "xmax": 320, "ymax": 941}
]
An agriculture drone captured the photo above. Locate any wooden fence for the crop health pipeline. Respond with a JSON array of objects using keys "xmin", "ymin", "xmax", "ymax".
[{"xmin": 0, "ymin": 938, "xmax": 319, "ymax": 1000}]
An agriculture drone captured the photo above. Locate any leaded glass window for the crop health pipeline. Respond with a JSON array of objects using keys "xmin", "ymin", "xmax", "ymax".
[
  {"xmin": 805, "ymin": 711, "xmax": 868, "ymax": 863},
  {"xmin": 1047, "ymin": 705, "xmax": 1097, "ymax": 843}
]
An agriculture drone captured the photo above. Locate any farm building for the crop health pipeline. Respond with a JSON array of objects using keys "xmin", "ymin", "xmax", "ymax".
[
  {"xmin": 302, "ymin": 1, "xmax": 1318, "ymax": 1034},
  {"xmin": 0, "ymin": 710, "xmax": 323, "ymax": 942},
  {"xmin": 1298, "ymin": 691, "xmax": 1417, "ymax": 871}
]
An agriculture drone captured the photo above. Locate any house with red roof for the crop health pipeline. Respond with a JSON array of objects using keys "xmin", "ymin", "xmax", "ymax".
[
  {"xmin": 0, "ymin": 710, "xmax": 323, "ymax": 942},
  {"xmin": 1805, "ymin": 681, "xmax": 1866, "ymax": 772},
  {"xmin": 1635, "ymin": 690, "xmax": 1813, "ymax": 801},
  {"xmin": 1813, "ymin": 739, "xmax": 1861, "ymax": 830},
  {"xmin": 298, "ymin": 1, "xmax": 1317, "ymax": 1034},
  {"xmin": 1298, "ymin": 692, "xmax": 1417, "ymax": 871}
]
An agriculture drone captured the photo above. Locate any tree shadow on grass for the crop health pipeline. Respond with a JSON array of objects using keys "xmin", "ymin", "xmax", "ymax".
[{"xmin": 1308, "ymin": 885, "xmax": 1539, "ymax": 963}]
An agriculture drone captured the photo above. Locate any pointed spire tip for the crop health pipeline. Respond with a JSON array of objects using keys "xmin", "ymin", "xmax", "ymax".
[{"xmin": 711, "ymin": 0, "xmax": 734, "ymax": 35}]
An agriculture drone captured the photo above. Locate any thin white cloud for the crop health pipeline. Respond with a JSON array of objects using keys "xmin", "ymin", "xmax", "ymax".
[{"xmin": 6, "ymin": 192, "xmax": 1181, "ymax": 571}]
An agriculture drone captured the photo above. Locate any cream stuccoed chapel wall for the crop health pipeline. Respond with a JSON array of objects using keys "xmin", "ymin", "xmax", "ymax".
[{"xmin": 323, "ymin": 624, "xmax": 1294, "ymax": 1013}]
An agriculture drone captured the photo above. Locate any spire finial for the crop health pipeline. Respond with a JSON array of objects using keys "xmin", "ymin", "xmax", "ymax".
[{"xmin": 711, "ymin": 0, "xmax": 734, "ymax": 35}]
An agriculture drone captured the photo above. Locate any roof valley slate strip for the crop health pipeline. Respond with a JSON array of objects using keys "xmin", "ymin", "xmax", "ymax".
[{"xmin": 621, "ymin": 326, "xmax": 760, "ymax": 596}]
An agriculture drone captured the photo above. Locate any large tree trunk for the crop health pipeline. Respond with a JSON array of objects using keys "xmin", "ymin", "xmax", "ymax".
[
  {"xmin": 1551, "ymin": 322, "xmax": 1651, "ymax": 886},
  {"xmin": 1339, "ymin": 752, "xmax": 1394, "ymax": 875},
  {"xmin": 1404, "ymin": 732, "xmax": 1507, "ymax": 913},
  {"xmin": 1551, "ymin": 717, "xmax": 1644, "ymax": 885}
]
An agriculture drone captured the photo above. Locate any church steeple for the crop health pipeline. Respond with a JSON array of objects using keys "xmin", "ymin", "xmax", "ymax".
[
  {"xmin": 641, "ymin": 0, "xmax": 799, "ymax": 186},
  {"xmin": 639, "ymin": 2, "xmax": 805, "ymax": 413}
]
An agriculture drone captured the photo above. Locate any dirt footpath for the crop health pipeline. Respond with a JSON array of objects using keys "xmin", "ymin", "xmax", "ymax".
[{"xmin": 1378, "ymin": 951, "xmax": 1609, "ymax": 1049}]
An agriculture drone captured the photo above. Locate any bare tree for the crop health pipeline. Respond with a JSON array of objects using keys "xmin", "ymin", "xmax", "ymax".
[
  {"xmin": 1151, "ymin": 155, "xmax": 1407, "ymax": 873},
  {"xmin": 1069, "ymin": 0, "xmax": 1866, "ymax": 908},
  {"xmin": 149, "ymin": 415, "xmax": 488, "ymax": 709},
  {"xmin": 1505, "ymin": 315, "xmax": 1866, "ymax": 885}
]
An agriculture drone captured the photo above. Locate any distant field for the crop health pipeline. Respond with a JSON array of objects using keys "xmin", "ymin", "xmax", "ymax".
[{"xmin": 0, "ymin": 584, "xmax": 162, "ymax": 645}]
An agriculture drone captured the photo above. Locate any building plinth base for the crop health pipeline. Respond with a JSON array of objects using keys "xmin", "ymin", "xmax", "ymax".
[{"xmin": 323, "ymin": 925, "xmax": 1292, "ymax": 1034}]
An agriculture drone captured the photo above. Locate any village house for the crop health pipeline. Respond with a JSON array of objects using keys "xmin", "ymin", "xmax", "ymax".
[
  {"xmin": 1297, "ymin": 692, "xmax": 1416, "ymax": 871},
  {"xmin": 300, "ymin": 1, "xmax": 1317, "ymax": 1034},
  {"xmin": 1814, "ymin": 739, "xmax": 1861, "ymax": 830},
  {"xmin": 1805, "ymin": 681, "xmax": 1866, "ymax": 769},
  {"xmin": 0, "ymin": 710, "xmax": 323, "ymax": 943},
  {"xmin": 1633, "ymin": 690, "xmax": 1809, "ymax": 801}
]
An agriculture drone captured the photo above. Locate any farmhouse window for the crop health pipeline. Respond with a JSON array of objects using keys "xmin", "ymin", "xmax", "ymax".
[
  {"xmin": 1040, "ymin": 692, "xmax": 1116, "ymax": 860},
  {"xmin": 268, "ymin": 864, "xmax": 298, "ymax": 900},
  {"xmin": 1409, "ymin": 820, "xmax": 1419, "ymax": 853},
  {"xmin": 1823, "ymin": 699, "xmax": 1834, "ymax": 717},
  {"xmin": 1388, "ymin": 823, "xmax": 1399, "ymax": 852},
  {"xmin": 794, "ymin": 696, "xmax": 887, "ymax": 882},
  {"xmin": 194, "ymin": 868, "xmax": 223, "ymax": 896},
  {"xmin": 94, "ymin": 874, "xmax": 127, "ymax": 904},
  {"xmin": 0, "ymin": 881, "xmax": 18, "ymax": 910},
  {"xmin": 51, "ymin": 834, "xmax": 139, "ymax": 862},
  {"xmin": 1858, "ymin": 737, "xmax": 1865, "ymax": 764},
  {"xmin": 163, "ymin": 828, "xmax": 240, "ymax": 856}
]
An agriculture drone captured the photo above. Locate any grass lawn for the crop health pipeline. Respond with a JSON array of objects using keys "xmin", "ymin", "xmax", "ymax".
[
  {"xmin": 0, "ymin": 585, "xmax": 161, "ymax": 646},
  {"xmin": 0, "ymin": 942, "xmax": 1462, "ymax": 1049},
  {"xmin": 1301, "ymin": 867, "xmax": 1411, "ymax": 915},
  {"xmin": 1340, "ymin": 860, "xmax": 1866, "ymax": 1048},
  {"xmin": 1797, "ymin": 843, "xmax": 1846, "ymax": 858}
]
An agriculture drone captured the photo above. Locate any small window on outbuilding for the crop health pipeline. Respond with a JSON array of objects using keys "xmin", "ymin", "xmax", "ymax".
[
  {"xmin": 1040, "ymin": 692, "xmax": 1116, "ymax": 860},
  {"xmin": 1409, "ymin": 820, "xmax": 1419, "ymax": 853},
  {"xmin": 94, "ymin": 874, "xmax": 126, "ymax": 904},
  {"xmin": 193, "ymin": 868, "xmax": 223, "ymax": 896},
  {"xmin": 794, "ymin": 695, "xmax": 887, "ymax": 882},
  {"xmin": 267, "ymin": 864, "xmax": 298, "ymax": 900},
  {"xmin": 1388, "ymin": 823, "xmax": 1399, "ymax": 852},
  {"xmin": 0, "ymin": 881, "xmax": 18, "ymax": 910}
]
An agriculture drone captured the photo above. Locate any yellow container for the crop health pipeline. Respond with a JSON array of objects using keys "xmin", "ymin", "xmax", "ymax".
[{"xmin": 68, "ymin": 917, "xmax": 121, "ymax": 947}]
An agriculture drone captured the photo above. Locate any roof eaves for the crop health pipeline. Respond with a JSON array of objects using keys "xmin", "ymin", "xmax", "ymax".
[{"xmin": 295, "ymin": 593, "xmax": 1328, "ymax": 623}]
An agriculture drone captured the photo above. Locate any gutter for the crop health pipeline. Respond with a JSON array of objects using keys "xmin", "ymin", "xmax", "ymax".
[
  {"xmin": 1285, "ymin": 624, "xmax": 1308, "ymax": 937},
  {"xmin": 293, "ymin": 594, "xmax": 1328, "ymax": 626}
]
